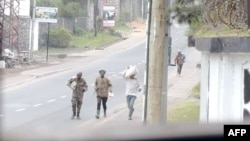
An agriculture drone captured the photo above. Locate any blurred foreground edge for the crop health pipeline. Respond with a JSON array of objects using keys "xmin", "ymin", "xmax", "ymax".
[{"xmin": 0, "ymin": 123, "xmax": 229, "ymax": 141}]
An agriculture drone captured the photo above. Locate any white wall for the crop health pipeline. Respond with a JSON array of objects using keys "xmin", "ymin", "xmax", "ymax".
[
  {"xmin": 200, "ymin": 53, "xmax": 250, "ymax": 123},
  {"xmin": 29, "ymin": 20, "xmax": 39, "ymax": 51},
  {"xmin": 199, "ymin": 52, "xmax": 209, "ymax": 123}
]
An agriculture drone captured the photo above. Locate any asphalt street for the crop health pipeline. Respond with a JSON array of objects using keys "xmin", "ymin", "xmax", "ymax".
[
  {"xmin": 0, "ymin": 22, "xmax": 200, "ymax": 141},
  {"xmin": 1, "ymin": 41, "xmax": 147, "ymax": 132}
]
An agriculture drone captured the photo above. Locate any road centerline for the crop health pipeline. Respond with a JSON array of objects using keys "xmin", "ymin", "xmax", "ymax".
[
  {"xmin": 33, "ymin": 103, "xmax": 42, "ymax": 107},
  {"xmin": 16, "ymin": 108, "xmax": 26, "ymax": 112},
  {"xmin": 60, "ymin": 95, "xmax": 67, "ymax": 99},
  {"xmin": 47, "ymin": 99, "xmax": 56, "ymax": 103}
]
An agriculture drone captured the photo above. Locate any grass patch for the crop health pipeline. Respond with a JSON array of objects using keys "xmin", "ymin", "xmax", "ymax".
[
  {"xmin": 113, "ymin": 21, "xmax": 131, "ymax": 30},
  {"xmin": 167, "ymin": 101, "xmax": 200, "ymax": 123},
  {"xmin": 194, "ymin": 25, "xmax": 250, "ymax": 37},
  {"xmin": 189, "ymin": 82, "xmax": 200, "ymax": 99},
  {"xmin": 167, "ymin": 83, "xmax": 200, "ymax": 123},
  {"xmin": 70, "ymin": 32, "xmax": 121, "ymax": 48},
  {"xmin": 36, "ymin": 32, "xmax": 121, "ymax": 55}
]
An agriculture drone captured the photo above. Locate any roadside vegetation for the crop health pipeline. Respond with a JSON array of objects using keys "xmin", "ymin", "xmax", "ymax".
[
  {"xmin": 37, "ymin": 20, "xmax": 131, "ymax": 54},
  {"xmin": 167, "ymin": 82, "xmax": 200, "ymax": 123},
  {"xmin": 191, "ymin": 25, "xmax": 250, "ymax": 37},
  {"xmin": 33, "ymin": 0, "xmax": 134, "ymax": 54},
  {"xmin": 170, "ymin": 0, "xmax": 248, "ymax": 37},
  {"xmin": 70, "ymin": 31, "xmax": 121, "ymax": 49}
]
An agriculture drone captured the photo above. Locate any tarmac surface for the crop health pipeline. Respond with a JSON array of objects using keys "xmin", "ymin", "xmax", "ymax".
[{"xmin": 0, "ymin": 30, "xmax": 203, "ymax": 140}]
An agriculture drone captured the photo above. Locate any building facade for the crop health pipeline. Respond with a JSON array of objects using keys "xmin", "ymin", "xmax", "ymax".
[{"xmin": 196, "ymin": 37, "xmax": 250, "ymax": 123}]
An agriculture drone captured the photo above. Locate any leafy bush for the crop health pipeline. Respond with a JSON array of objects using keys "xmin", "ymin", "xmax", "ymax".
[
  {"xmin": 49, "ymin": 27, "xmax": 72, "ymax": 48},
  {"xmin": 73, "ymin": 27, "xmax": 85, "ymax": 36},
  {"xmin": 107, "ymin": 28, "xmax": 116, "ymax": 36}
]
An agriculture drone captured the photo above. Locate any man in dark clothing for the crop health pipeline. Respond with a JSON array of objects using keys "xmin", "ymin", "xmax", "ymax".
[
  {"xmin": 94, "ymin": 70, "xmax": 112, "ymax": 119},
  {"xmin": 175, "ymin": 50, "xmax": 186, "ymax": 77}
]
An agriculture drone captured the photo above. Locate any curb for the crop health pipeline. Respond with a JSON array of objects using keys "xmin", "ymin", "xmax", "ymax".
[
  {"xmin": 1, "ymin": 31, "xmax": 146, "ymax": 90},
  {"xmin": 0, "ymin": 76, "xmax": 36, "ymax": 90},
  {"xmin": 1, "ymin": 66, "xmax": 76, "ymax": 90}
]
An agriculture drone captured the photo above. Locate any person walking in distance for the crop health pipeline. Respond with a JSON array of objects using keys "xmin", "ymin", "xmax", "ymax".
[
  {"xmin": 67, "ymin": 72, "xmax": 88, "ymax": 119},
  {"xmin": 122, "ymin": 66, "xmax": 141, "ymax": 120},
  {"xmin": 95, "ymin": 70, "xmax": 112, "ymax": 119},
  {"xmin": 175, "ymin": 50, "xmax": 186, "ymax": 77}
]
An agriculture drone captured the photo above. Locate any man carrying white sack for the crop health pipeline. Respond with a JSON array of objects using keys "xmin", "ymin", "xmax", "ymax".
[{"xmin": 122, "ymin": 65, "xmax": 142, "ymax": 120}]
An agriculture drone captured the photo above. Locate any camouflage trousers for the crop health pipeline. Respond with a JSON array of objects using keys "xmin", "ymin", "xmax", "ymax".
[{"xmin": 71, "ymin": 98, "xmax": 83, "ymax": 114}]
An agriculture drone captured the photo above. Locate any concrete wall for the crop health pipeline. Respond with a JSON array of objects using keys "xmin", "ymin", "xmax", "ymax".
[
  {"xmin": 18, "ymin": 16, "xmax": 31, "ymax": 51},
  {"xmin": 196, "ymin": 37, "xmax": 250, "ymax": 53},
  {"xmin": 88, "ymin": 0, "xmax": 94, "ymax": 31},
  {"xmin": 200, "ymin": 52, "xmax": 250, "ymax": 123}
]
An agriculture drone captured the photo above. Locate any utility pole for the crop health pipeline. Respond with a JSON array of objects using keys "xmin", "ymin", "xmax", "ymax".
[
  {"xmin": 30, "ymin": 0, "xmax": 36, "ymax": 60},
  {"xmin": 94, "ymin": 0, "xmax": 98, "ymax": 37},
  {"xmin": 247, "ymin": 0, "xmax": 250, "ymax": 29},
  {"xmin": 160, "ymin": 0, "xmax": 170, "ymax": 124},
  {"xmin": 146, "ymin": 0, "xmax": 166, "ymax": 124},
  {"xmin": 143, "ymin": 0, "xmax": 152, "ymax": 124},
  {"xmin": 141, "ymin": 0, "xmax": 144, "ymax": 19},
  {"xmin": 130, "ymin": 0, "xmax": 133, "ymax": 23}
]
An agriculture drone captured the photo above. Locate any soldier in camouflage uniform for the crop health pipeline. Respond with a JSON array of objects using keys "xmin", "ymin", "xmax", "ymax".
[
  {"xmin": 94, "ymin": 70, "xmax": 112, "ymax": 119},
  {"xmin": 68, "ymin": 72, "xmax": 88, "ymax": 119}
]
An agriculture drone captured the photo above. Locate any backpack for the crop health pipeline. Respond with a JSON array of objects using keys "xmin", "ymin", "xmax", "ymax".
[{"xmin": 182, "ymin": 54, "xmax": 186, "ymax": 63}]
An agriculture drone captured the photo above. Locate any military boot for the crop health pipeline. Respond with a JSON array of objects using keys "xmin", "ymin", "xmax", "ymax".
[
  {"xmin": 77, "ymin": 112, "xmax": 81, "ymax": 120},
  {"xmin": 104, "ymin": 110, "xmax": 107, "ymax": 117},
  {"xmin": 95, "ymin": 110, "xmax": 100, "ymax": 119},
  {"xmin": 71, "ymin": 111, "xmax": 76, "ymax": 119}
]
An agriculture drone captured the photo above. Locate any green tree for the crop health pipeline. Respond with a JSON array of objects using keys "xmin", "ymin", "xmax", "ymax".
[
  {"xmin": 171, "ymin": 0, "xmax": 247, "ymax": 30},
  {"xmin": 60, "ymin": 2, "xmax": 81, "ymax": 18},
  {"xmin": 169, "ymin": 0, "xmax": 202, "ymax": 34},
  {"xmin": 36, "ymin": 0, "xmax": 62, "ymax": 7},
  {"xmin": 61, "ymin": 0, "xmax": 87, "ymax": 17}
]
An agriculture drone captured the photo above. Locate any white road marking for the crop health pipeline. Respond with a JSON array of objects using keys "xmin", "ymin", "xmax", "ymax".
[
  {"xmin": 172, "ymin": 39, "xmax": 178, "ymax": 43},
  {"xmin": 47, "ymin": 99, "xmax": 56, "ymax": 103},
  {"xmin": 60, "ymin": 95, "xmax": 67, "ymax": 99},
  {"xmin": 16, "ymin": 108, "xmax": 26, "ymax": 112},
  {"xmin": 112, "ymin": 74, "xmax": 117, "ymax": 77},
  {"xmin": 91, "ymin": 83, "xmax": 94, "ymax": 86},
  {"xmin": 0, "ymin": 115, "xmax": 3, "ymax": 117},
  {"xmin": 33, "ymin": 104, "xmax": 42, "ymax": 107}
]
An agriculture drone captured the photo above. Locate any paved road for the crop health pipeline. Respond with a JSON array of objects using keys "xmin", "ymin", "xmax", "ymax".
[
  {"xmin": 0, "ymin": 41, "xmax": 147, "ymax": 132},
  {"xmin": 0, "ymin": 22, "xmax": 202, "ymax": 141}
]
